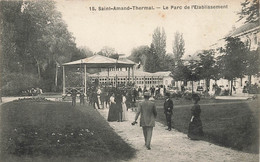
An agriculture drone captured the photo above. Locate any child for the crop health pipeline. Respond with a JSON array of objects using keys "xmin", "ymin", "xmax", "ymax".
[{"xmin": 188, "ymin": 94, "xmax": 204, "ymax": 140}]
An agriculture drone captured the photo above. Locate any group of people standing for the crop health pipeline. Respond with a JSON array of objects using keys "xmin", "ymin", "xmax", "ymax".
[
  {"xmin": 86, "ymin": 86, "xmax": 138, "ymax": 110},
  {"xmin": 133, "ymin": 92, "xmax": 204, "ymax": 150},
  {"xmin": 137, "ymin": 85, "xmax": 167, "ymax": 99},
  {"xmin": 70, "ymin": 85, "xmax": 204, "ymax": 150},
  {"xmin": 107, "ymin": 90, "xmax": 128, "ymax": 122}
]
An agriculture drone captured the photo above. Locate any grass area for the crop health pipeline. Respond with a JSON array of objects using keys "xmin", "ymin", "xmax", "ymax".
[
  {"xmin": 0, "ymin": 100, "xmax": 136, "ymax": 162},
  {"xmin": 155, "ymin": 98, "xmax": 259, "ymax": 153},
  {"xmin": 153, "ymin": 98, "xmax": 247, "ymax": 107}
]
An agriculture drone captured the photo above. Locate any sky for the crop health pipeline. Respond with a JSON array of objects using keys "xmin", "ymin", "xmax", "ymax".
[{"xmin": 55, "ymin": 0, "xmax": 244, "ymax": 57}]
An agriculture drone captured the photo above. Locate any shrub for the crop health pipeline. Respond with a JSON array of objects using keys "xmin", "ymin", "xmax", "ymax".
[{"xmin": 1, "ymin": 73, "xmax": 39, "ymax": 96}]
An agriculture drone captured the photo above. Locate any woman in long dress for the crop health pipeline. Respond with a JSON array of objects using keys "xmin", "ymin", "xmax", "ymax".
[
  {"xmin": 188, "ymin": 94, "xmax": 204, "ymax": 140},
  {"xmin": 107, "ymin": 93, "xmax": 118, "ymax": 122},
  {"xmin": 122, "ymin": 94, "xmax": 128, "ymax": 121}
]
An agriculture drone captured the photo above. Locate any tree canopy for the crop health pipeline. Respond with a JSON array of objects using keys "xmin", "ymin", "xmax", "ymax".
[
  {"xmin": 237, "ymin": 0, "xmax": 259, "ymax": 23},
  {"xmin": 172, "ymin": 32, "xmax": 185, "ymax": 63},
  {"xmin": 0, "ymin": 1, "xmax": 82, "ymax": 92}
]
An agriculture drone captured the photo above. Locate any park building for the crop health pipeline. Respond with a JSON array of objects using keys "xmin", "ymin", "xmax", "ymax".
[
  {"xmin": 88, "ymin": 58, "xmax": 173, "ymax": 89},
  {"xmin": 172, "ymin": 21, "xmax": 260, "ymax": 96},
  {"xmin": 62, "ymin": 55, "xmax": 174, "ymax": 95},
  {"xmin": 207, "ymin": 21, "xmax": 259, "ymax": 95},
  {"xmin": 88, "ymin": 70, "xmax": 173, "ymax": 89}
]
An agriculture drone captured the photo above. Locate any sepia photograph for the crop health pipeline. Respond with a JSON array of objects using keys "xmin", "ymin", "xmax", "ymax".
[{"xmin": 0, "ymin": 0, "xmax": 259, "ymax": 161}]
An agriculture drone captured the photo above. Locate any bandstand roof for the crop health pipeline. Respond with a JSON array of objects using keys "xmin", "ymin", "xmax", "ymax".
[
  {"xmin": 63, "ymin": 54, "xmax": 135, "ymax": 68},
  {"xmin": 89, "ymin": 70, "xmax": 172, "ymax": 77}
]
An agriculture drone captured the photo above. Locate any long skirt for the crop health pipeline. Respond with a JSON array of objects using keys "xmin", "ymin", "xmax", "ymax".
[
  {"xmin": 188, "ymin": 117, "xmax": 204, "ymax": 140},
  {"xmin": 122, "ymin": 103, "xmax": 127, "ymax": 121},
  {"xmin": 107, "ymin": 103, "xmax": 118, "ymax": 121}
]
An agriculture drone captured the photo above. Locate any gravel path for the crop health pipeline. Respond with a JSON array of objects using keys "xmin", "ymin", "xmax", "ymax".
[{"xmin": 98, "ymin": 108, "xmax": 259, "ymax": 162}]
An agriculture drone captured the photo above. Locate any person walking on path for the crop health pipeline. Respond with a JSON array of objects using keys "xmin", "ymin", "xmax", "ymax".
[
  {"xmin": 108, "ymin": 93, "xmax": 118, "ymax": 121},
  {"xmin": 133, "ymin": 92, "xmax": 157, "ymax": 150},
  {"xmin": 80, "ymin": 92, "xmax": 85, "ymax": 105},
  {"xmin": 122, "ymin": 93, "xmax": 128, "ymax": 121},
  {"xmin": 188, "ymin": 94, "xmax": 204, "ymax": 140},
  {"xmin": 115, "ymin": 91, "xmax": 123, "ymax": 122},
  {"xmin": 71, "ymin": 89, "xmax": 77, "ymax": 107},
  {"xmin": 164, "ymin": 92, "xmax": 174, "ymax": 131},
  {"xmin": 93, "ymin": 90, "xmax": 100, "ymax": 109}
]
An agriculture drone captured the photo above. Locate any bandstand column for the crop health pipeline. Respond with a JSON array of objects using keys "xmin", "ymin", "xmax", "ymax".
[
  {"xmin": 84, "ymin": 64, "xmax": 87, "ymax": 94},
  {"xmin": 63, "ymin": 66, "xmax": 65, "ymax": 94},
  {"xmin": 128, "ymin": 67, "xmax": 130, "ymax": 83},
  {"xmin": 131, "ymin": 66, "xmax": 134, "ymax": 83}
]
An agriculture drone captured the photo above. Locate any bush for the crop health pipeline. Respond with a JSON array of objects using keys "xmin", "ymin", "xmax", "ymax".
[{"xmin": 1, "ymin": 73, "xmax": 39, "ymax": 96}]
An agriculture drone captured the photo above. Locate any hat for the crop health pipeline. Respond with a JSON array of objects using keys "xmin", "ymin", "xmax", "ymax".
[
  {"xmin": 144, "ymin": 92, "xmax": 151, "ymax": 97},
  {"xmin": 165, "ymin": 92, "xmax": 170, "ymax": 97}
]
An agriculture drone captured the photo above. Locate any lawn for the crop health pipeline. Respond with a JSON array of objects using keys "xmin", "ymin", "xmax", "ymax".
[
  {"xmin": 155, "ymin": 98, "xmax": 259, "ymax": 153},
  {"xmin": 0, "ymin": 99, "xmax": 136, "ymax": 162}
]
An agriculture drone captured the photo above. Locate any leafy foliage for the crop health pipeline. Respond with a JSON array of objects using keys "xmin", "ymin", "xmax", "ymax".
[
  {"xmin": 171, "ymin": 61, "xmax": 190, "ymax": 82},
  {"xmin": 237, "ymin": 0, "xmax": 259, "ymax": 23},
  {"xmin": 172, "ymin": 32, "xmax": 185, "ymax": 62},
  {"xmin": 218, "ymin": 37, "xmax": 248, "ymax": 81},
  {"xmin": 96, "ymin": 46, "xmax": 117, "ymax": 57},
  {"xmin": 0, "ymin": 1, "xmax": 84, "ymax": 93},
  {"xmin": 152, "ymin": 27, "xmax": 166, "ymax": 59},
  {"xmin": 128, "ymin": 45, "xmax": 149, "ymax": 65},
  {"xmin": 144, "ymin": 44, "xmax": 160, "ymax": 73},
  {"xmin": 245, "ymin": 47, "xmax": 260, "ymax": 77}
]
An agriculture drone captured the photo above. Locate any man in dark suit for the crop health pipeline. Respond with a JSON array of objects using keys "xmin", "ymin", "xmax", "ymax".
[
  {"xmin": 164, "ymin": 93, "xmax": 174, "ymax": 131},
  {"xmin": 71, "ymin": 88, "xmax": 77, "ymax": 107},
  {"xmin": 133, "ymin": 92, "xmax": 157, "ymax": 150}
]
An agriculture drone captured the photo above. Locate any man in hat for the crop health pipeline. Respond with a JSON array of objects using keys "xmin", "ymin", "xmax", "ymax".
[
  {"xmin": 164, "ymin": 92, "xmax": 174, "ymax": 131},
  {"xmin": 71, "ymin": 88, "xmax": 77, "ymax": 107},
  {"xmin": 133, "ymin": 92, "xmax": 157, "ymax": 150}
]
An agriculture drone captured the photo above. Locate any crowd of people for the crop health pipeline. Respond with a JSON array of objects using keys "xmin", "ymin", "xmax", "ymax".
[{"xmin": 70, "ymin": 85, "xmax": 204, "ymax": 150}]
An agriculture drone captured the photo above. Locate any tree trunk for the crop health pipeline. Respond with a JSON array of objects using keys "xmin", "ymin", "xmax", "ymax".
[
  {"xmin": 55, "ymin": 64, "xmax": 58, "ymax": 87},
  {"xmin": 230, "ymin": 80, "xmax": 233, "ymax": 96},
  {"xmin": 191, "ymin": 81, "xmax": 194, "ymax": 94},
  {"xmin": 36, "ymin": 61, "xmax": 41, "ymax": 80},
  {"xmin": 205, "ymin": 78, "xmax": 210, "ymax": 93},
  {"xmin": 248, "ymin": 75, "xmax": 252, "ymax": 85}
]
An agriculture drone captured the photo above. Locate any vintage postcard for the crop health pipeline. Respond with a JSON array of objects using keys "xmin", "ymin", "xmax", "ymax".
[{"xmin": 0, "ymin": 0, "xmax": 259, "ymax": 161}]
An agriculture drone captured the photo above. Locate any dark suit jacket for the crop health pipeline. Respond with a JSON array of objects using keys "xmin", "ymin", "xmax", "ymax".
[{"xmin": 164, "ymin": 99, "xmax": 173, "ymax": 114}]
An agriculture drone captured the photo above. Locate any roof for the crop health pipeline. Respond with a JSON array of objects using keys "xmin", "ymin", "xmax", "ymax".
[
  {"xmin": 63, "ymin": 55, "xmax": 135, "ymax": 68},
  {"xmin": 89, "ymin": 70, "xmax": 171, "ymax": 77},
  {"xmin": 118, "ymin": 58, "xmax": 136, "ymax": 64},
  {"xmin": 226, "ymin": 22, "xmax": 259, "ymax": 38}
]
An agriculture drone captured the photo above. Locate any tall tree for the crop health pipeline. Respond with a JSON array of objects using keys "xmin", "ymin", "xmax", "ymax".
[
  {"xmin": 187, "ymin": 59, "xmax": 200, "ymax": 93},
  {"xmin": 160, "ymin": 54, "xmax": 175, "ymax": 71},
  {"xmin": 0, "ymin": 1, "xmax": 79, "ymax": 92},
  {"xmin": 171, "ymin": 61, "xmax": 190, "ymax": 82},
  {"xmin": 218, "ymin": 37, "xmax": 248, "ymax": 95},
  {"xmin": 197, "ymin": 49, "xmax": 219, "ymax": 93},
  {"xmin": 144, "ymin": 43, "xmax": 160, "ymax": 73},
  {"xmin": 172, "ymin": 32, "xmax": 185, "ymax": 63},
  {"xmin": 128, "ymin": 45, "xmax": 149, "ymax": 64},
  {"xmin": 237, "ymin": 0, "xmax": 259, "ymax": 23},
  {"xmin": 152, "ymin": 27, "xmax": 166, "ymax": 70},
  {"xmin": 97, "ymin": 46, "xmax": 116, "ymax": 57},
  {"xmin": 245, "ymin": 47, "xmax": 260, "ymax": 83}
]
